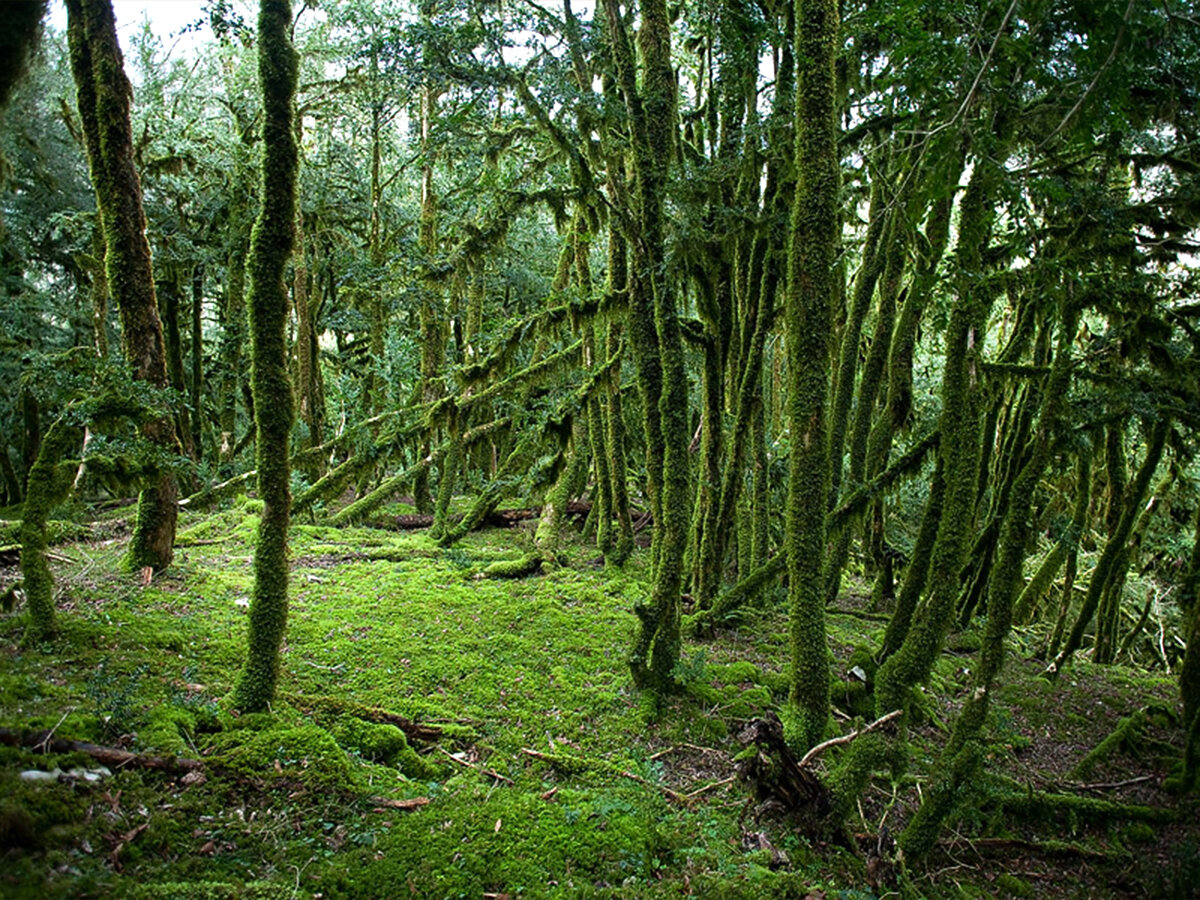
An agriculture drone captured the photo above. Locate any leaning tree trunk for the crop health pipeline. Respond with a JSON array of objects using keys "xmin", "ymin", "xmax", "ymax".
[
  {"xmin": 783, "ymin": 0, "xmax": 839, "ymax": 751},
  {"xmin": 67, "ymin": 0, "xmax": 179, "ymax": 572},
  {"xmin": 233, "ymin": 0, "xmax": 298, "ymax": 713}
]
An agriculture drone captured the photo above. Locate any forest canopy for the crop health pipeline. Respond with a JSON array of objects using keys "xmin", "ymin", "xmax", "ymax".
[{"xmin": 2, "ymin": 0, "xmax": 1200, "ymax": 896}]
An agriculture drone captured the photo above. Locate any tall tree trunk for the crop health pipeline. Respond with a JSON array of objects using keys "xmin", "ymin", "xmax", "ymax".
[
  {"xmin": 234, "ymin": 0, "xmax": 298, "ymax": 713},
  {"xmin": 874, "ymin": 141, "xmax": 1007, "ymax": 722},
  {"xmin": 784, "ymin": 0, "xmax": 839, "ymax": 751},
  {"xmin": 191, "ymin": 265, "xmax": 204, "ymax": 464},
  {"xmin": 414, "ymin": 5, "xmax": 444, "ymax": 514},
  {"xmin": 219, "ymin": 236, "xmax": 248, "ymax": 462},
  {"xmin": 900, "ymin": 301, "xmax": 1077, "ymax": 858},
  {"xmin": 67, "ymin": 0, "xmax": 178, "ymax": 572}
]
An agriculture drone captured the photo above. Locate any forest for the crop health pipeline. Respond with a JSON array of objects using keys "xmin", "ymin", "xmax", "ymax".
[{"xmin": 1, "ymin": 0, "xmax": 1199, "ymax": 896}]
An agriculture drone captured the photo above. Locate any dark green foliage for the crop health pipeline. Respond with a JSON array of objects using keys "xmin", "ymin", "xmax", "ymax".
[{"xmin": 234, "ymin": 0, "xmax": 298, "ymax": 713}]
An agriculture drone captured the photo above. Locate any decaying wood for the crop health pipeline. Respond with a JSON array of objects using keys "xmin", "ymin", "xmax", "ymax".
[
  {"xmin": 0, "ymin": 727, "xmax": 203, "ymax": 773},
  {"xmin": 735, "ymin": 713, "xmax": 831, "ymax": 827}
]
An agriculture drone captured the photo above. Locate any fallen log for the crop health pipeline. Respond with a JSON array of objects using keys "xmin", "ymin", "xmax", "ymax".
[
  {"xmin": 394, "ymin": 500, "xmax": 592, "ymax": 531},
  {"xmin": 0, "ymin": 727, "xmax": 203, "ymax": 773}
]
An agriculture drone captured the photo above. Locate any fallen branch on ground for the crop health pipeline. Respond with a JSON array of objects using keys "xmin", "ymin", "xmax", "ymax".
[
  {"xmin": 519, "ymin": 747, "xmax": 689, "ymax": 804},
  {"xmin": 0, "ymin": 727, "xmax": 203, "ymax": 773},
  {"xmin": 437, "ymin": 746, "xmax": 515, "ymax": 784}
]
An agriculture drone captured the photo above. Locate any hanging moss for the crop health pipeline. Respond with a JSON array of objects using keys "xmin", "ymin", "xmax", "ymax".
[
  {"xmin": 233, "ymin": 0, "xmax": 299, "ymax": 714},
  {"xmin": 19, "ymin": 420, "xmax": 83, "ymax": 642}
]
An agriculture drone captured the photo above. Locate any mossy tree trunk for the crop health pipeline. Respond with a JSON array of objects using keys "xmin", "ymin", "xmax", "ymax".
[
  {"xmin": 784, "ymin": 0, "xmax": 839, "ymax": 751},
  {"xmin": 873, "ymin": 147, "xmax": 1005, "ymax": 721},
  {"xmin": 190, "ymin": 265, "xmax": 204, "ymax": 464},
  {"xmin": 602, "ymin": 0, "xmax": 688, "ymax": 696},
  {"xmin": 1180, "ymin": 510, "xmax": 1200, "ymax": 789},
  {"xmin": 233, "ymin": 0, "xmax": 298, "ymax": 714},
  {"xmin": 693, "ymin": 11, "xmax": 793, "ymax": 612},
  {"xmin": 603, "ymin": 223, "xmax": 634, "ymax": 565},
  {"xmin": 1014, "ymin": 450, "xmax": 1092, "ymax": 626},
  {"xmin": 20, "ymin": 419, "xmax": 83, "ymax": 642},
  {"xmin": 899, "ymin": 300, "xmax": 1078, "ymax": 859},
  {"xmin": 159, "ymin": 270, "xmax": 194, "ymax": 460},
  {"xmin": 67, "ymin": 0, "xmax": 179, "ymax": 572},
  {"xmin": 1047, "ymin": 419, "xmax": 1167, "ymax": 680},
  {"xmin": 413, "ymin": 0, "xmax": 445, "ymax": 515},
  {"xmin": 826, "ymin": 211, "xmax": 906, "ymax": 605},
  {"xmin": 219, "ymin": 234, "xmax": 248, "ymax": 462}
]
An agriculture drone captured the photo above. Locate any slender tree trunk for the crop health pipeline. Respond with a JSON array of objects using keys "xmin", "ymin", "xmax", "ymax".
[
  {"xmin": 191, "ymin": 265, "xmax": 204, "ymax": 463},
  {"xmin": 220, "ymin": 236, "xmax": 248, "ymax": 462},
  {"xmin": 20, "ymin": 420, "xmax": 83, "ymax": 642},
  {"xmin": 603, "ymin": 0, "xmax": 688, "ymax": 695},
  {"xmin": 874, "ymin": 143, "xmax": 1006, "ymax": 720},
  {"xmin": 1048, "ymin": 420, "xmax": 1167, "ymax": 679},
  {"xmin": 784, "ymin": 0, "xmax": 839, "ymax": 750},
  {"xmin": 234, "ymin": 0, "xmax": 298, "ymax": 713},
  {"xmin": 67, "ymin": 0, "xmax": 178, "ymax": 572},
  {"xmin": 900, "ymin": 301, "xmax": 1077, "ymax": 858}
]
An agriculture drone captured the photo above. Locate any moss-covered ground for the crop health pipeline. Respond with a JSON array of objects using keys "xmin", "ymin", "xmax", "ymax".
[{"xmin": 1, "ymin": 496, "xmax": 1197, "ymax": 898}]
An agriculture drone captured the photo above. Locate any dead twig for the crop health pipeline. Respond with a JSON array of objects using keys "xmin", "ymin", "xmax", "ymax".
[
  {"xmin": 688, "ymin": 775, "xmax": 736, "ymax": 798},
  {"xmin": 1064, "ymin": 775, "xmax": 1155, "ymax": 792},
  {"xmin": 519, "ymin": 747, "xmax": 689, "ymax": 804},
  {"xmin": 797, "ymin": 709, "xmax": 903, "ymax": 769},
  {"xmin": 33, "ymin": 707, "xmax": 74, "ymax": 753},
  {"xmin": 437, "ymin": 746, "xmax": 515, "ymax": 785}
]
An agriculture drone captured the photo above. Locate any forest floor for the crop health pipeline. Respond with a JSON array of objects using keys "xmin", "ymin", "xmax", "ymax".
[{"xmin": 0, "ymin": 495, "xmax": 1197, "ymax": 899}]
